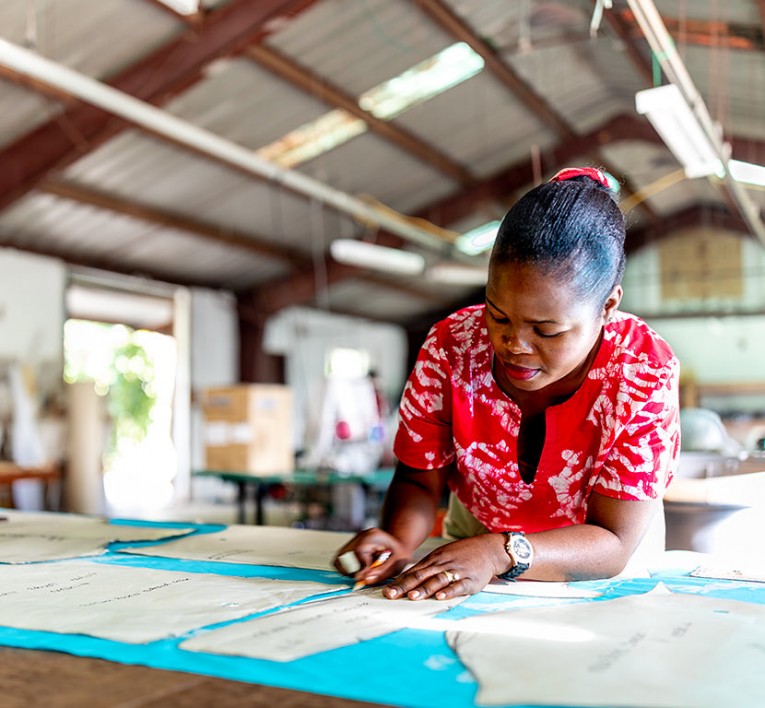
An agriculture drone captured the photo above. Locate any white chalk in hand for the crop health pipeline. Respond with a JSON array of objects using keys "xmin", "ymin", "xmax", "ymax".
[{"xmin": 338, "ymin": 550, "xmax": 361, "ymax": 574}]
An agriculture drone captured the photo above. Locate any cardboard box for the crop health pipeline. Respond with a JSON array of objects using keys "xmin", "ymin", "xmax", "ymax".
[{"xmin": 201, "ymin": 385, "xmax": 294, "ymax": 475}]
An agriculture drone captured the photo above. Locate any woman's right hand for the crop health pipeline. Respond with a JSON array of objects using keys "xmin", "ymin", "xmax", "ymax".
[{"xmin": 332, "ymin": 528, "xmax": 412, "ymax": 587}]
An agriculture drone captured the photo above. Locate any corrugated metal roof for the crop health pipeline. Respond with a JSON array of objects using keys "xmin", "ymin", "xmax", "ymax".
[
  {"xmin": 0, "ymin": 0, "xmax": 762, "ymax": 328},
  {"xmin": 0, "ymin": 0, "xmax": 180, "ymax": 77}
]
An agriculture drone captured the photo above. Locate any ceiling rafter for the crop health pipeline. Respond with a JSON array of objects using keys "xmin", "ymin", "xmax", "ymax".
[
  {"xmin": 418, "ymin": 113, "xmax": 658, "ymax": 228},
  {"xmin": 40, "ymin": 180, "xmax": 308, "ymax": 265},
  {"xmin": 40, "ymin": 181, "xmax": 449, "ymax": 309},
  {"xmin": 0, "ymin": 0, "xmax": 319, "ymax": 212},
  {"xmin": 411, "ymin": 0, "xmax": 659, "ymax": 226},
  {"xmin": 618, "ymin": 9, "xmax": 764, "ymax": 51},
  {"xmin": 246, "ymin": 44, "xmax": 475, "ymax": 186}
]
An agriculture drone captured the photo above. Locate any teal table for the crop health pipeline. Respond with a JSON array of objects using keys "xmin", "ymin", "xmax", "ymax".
[{"xmin": 194, "ymin": 468, "xmax": 395, "ymax": 526}]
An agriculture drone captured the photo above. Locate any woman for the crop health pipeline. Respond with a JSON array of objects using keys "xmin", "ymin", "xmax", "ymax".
[{"xmin": 333, "ymin": 167, "xmax": 680, "ymax": 600}]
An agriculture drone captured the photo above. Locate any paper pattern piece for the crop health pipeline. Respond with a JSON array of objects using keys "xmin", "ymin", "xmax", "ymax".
[
  {"xmin": 0, "ymin": 559, "xmax": 345, "ymax": 643},
  {"xmin": 125, "ymin": 525, "xmax": 449, "ymax": 571},
  {"xmin": 124, "ymin": 525, "xmax": 354, "ymax": 570},
  {"xmin": 0, "ymin": 510, "xmax": 195, "ymax": 563},
  {"xmin": 182, "ymin": 587, "xmax": 464, "ymax": 661},
  {"xmin": 692, "ymin": 562, "xmax": 765, "ymax": 584},
  {"xmin": 446, "ymin": 587, "xmax": 765, "ymax": 707},
  {"xmin": 483, "ymin": 578, "xmax": 601, "ymax": 599}
]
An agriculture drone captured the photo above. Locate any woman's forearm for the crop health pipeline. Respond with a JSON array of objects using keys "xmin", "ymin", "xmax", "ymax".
[
  {"xmin": 380, "ymin": 465, "xmax": 447, "ymax": 553},
  {"xmin": 522, "ymin": 524, "xmax": 630, "ymax": 581}
]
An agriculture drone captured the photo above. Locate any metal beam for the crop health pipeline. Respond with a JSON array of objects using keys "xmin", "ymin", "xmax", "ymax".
[
  {"xmin": 618, "ymin": 9, "xmax": 763, "ymax": 51},
  {"xmin": 41, "ymin": 180, "xmax": 309, "ymax": 265},
  {"xmin": 0, "ymin": 0, "xmax": 318, "ymax": 211}
]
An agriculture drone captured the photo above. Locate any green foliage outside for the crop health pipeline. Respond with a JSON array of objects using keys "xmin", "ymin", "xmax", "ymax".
[
  {"xmin": 64, "ymin": 321, "xmax": 158, "ymax": 461},
  {"xmin": 106, "ymin": 340, "xmax": 156, "ymax": 447}
]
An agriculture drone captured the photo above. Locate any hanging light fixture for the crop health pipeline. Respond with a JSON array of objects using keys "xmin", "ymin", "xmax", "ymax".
[
  {"xmin": 425, "ymin": 263, "xmax": 488, "ymax": 286},
  {"xmin": 329, "ymin": 240, "xmax": 425, "ymax": 275},
  {"xmin": 635, "ymin": 84, "xmax": 725, "ymax": 179}
]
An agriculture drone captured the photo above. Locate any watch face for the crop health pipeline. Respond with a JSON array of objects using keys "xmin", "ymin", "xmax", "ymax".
[{"xmin": 511, "ymin": 535, "xmax": 533, "ymax": 562}]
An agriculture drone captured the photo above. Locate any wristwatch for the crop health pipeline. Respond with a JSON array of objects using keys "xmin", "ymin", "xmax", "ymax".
[{"xmin": 497, "ymin": 531, "xmax": 534, "ymax": 581}]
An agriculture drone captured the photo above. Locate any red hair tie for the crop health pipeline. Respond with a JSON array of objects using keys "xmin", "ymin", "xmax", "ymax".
[{"xmin": 549, "ymin": 167, "xmax": 610, "ymax": 190}]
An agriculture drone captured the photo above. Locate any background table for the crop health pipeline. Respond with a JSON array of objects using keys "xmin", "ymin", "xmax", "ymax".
[
  {"xmin": 0, "ymin": 460, "xmax": 61, "ymax": 510},
  {"xmin": 194, "ymin": 468, "xmax": 394, "ymax": 526}
]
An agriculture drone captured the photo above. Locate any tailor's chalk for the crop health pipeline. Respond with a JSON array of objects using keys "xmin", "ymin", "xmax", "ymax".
[{"xmin": 338, "ymin": 550, "xmax": 361, "ymax": 574}]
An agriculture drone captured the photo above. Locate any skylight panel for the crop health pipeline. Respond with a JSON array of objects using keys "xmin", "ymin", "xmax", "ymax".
[
  {"xmin": 256, "ymin": 42, "xmax": 484, "ymax": 168},
  {"xmin": 359, "ymin": 42, "xmax": 485, "ymax": 120},
  {"xmin": 256, "ymin": 109, "xmax": 367, "ymax": 168}
]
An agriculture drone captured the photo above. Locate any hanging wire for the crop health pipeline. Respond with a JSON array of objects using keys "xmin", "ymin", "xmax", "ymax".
[
  {"xmin": 24, "ymin": 0, "xmax": 37, "ymax": 49},
  {"xmin": 589, "ymin": 0, "xmax": 613, "ymax": 39},
  {"xmin": 518, "ymin": 0, "xmax": 532, "ymax": 53},
  {"xmin": 619, "ymin": 168, "xmax": 687, "ymax": 213},
  {"xmin": 310, "ymin": 193, "xmax": 331, "ymax": 311},
  {"xmin": 361, "ymin": 0, "xmax": 413, "ymax": 53}
]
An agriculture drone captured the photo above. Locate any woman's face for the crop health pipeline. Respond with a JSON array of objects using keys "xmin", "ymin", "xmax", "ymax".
[{"xmin": 485, "ymin": 261, "xmax": 621, "ymax": 393}]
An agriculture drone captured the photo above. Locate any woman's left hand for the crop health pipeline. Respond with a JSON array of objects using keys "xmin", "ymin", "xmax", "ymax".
[{"xmin": 383, "ymin": 534, "xmax": 508, "ymax": 601}]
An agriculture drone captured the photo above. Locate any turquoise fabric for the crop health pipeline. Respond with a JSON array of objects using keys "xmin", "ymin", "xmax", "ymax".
[{"xmin": 0, "ymin": 519, "xmax": 762, "ymax": 708}]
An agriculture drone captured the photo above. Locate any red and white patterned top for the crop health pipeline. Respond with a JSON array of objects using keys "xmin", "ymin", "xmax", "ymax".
[{"xmin": 393, "ymin": 306, "xmax": 681, "ymax": 533}]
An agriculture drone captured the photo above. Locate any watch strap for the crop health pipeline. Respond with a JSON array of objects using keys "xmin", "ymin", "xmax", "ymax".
[{"xmin": 497, "ymin": 531, "xmax": 532, "ymax": 581}]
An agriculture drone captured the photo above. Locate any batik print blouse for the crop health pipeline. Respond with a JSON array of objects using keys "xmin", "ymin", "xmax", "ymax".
[{"xmin": 393, "ymin": 306, "xmax": 681, "ymax": 534}]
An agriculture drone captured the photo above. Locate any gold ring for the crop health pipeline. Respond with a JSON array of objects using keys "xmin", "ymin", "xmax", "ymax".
[{"xmin": 442, "ymin": 569, "xmax": 459, "ymax": 584}]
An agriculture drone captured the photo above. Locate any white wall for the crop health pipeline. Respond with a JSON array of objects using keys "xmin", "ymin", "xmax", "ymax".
[
  {"xmin": 621, "ymin": 230, "xmax": 765, "ymax": 414},
  {"xmin": 263, "ymin": 306, "xmax": 408, "ymax": 452},
  {"xmin": 188, "ymin": 287, "xmax": 238, "ymax": 475},
  {"xmin": 647, "ymin": 316, "xmax": 765, "ymax": 385},
  {"xmin": 0, "ymin": 249, "xmax": 66, "ymax": 400},
  {"xmin": 190, "ymin": 287, "xmax": 238, "ymax": 390}
]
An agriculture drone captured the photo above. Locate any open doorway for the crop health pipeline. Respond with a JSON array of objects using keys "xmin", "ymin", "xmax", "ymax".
[{"xmin": 64, "ymin": 278, "xmax": 187, "ymax": 518}]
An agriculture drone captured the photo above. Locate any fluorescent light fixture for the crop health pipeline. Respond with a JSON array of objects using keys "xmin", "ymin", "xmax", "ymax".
[
  {"xmin": 426, "ymin": 263, "xmax": 488, "ymax": 286},
  {"xmin": 729, "ymin": 160, "xmax": 765, "ymax": 187},
  {"xmin": 635, "ymin": 84, "xmax": 725, "ymax": 179},
  {"xmin": 455, "ymin": 220, "xmax": 501, "ymax": 256},
  {"xmin": 329, "ymin": 239, "xmax": 425, "ymax": 275},
  {"xmin": 156, "ymin": 0, "xmax": 199, "ymax": 14}
]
